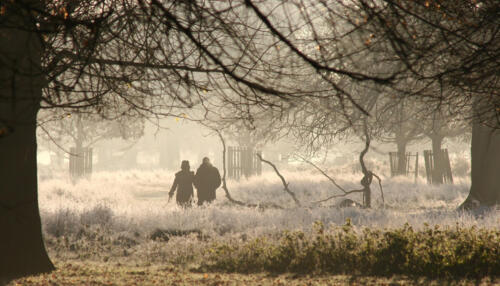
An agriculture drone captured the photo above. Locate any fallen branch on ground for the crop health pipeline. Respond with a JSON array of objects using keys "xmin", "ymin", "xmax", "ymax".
[{"xmin": 214, "ymin": 129, "xmax": 283, "ymax": 209}]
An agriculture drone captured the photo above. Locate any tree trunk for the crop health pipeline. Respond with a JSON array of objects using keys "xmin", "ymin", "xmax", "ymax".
[
  {"xmin": 430, "ymin": 135, "xmax": 444, "ymax": 185},
  {"xmin": 0, "ymin": 2, "xmax": 55, "ymax": 280},
  {"xmin": 396, "ymin": 140, "xmax": 407, "ymax": 176},
  {"xmin": 460, "ymin": 122, "xmax": 500, "ymax": 209},
  {"xmin": 0, "ymin": 103, "xmax": 54, "ymax": 281}
]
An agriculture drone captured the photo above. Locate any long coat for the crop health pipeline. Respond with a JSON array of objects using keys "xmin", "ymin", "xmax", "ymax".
[
  {"xmin": 194, "ymin": 163, "xmax": 221, "ymax": 205},
  {"xmin": 169, "ymin": 170, "xmax": 195, "ymax": 207}
]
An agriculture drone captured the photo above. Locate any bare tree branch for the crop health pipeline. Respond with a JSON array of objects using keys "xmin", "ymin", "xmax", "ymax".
[
  {"xmin": 212, "ymin": 127, "xmax": 283, "ymax": 209},
  {"xmin": 214, "ymin": 128, "xmax": 249, "ymax": 207},
  {"xmin": 312, "ymin": 189, "xmax": 366, "ymax": 204},
  {"xmin": 38, "ymin": 125, "xmax": 78, "ymax": 157},
  {"xmin": 296, "ymin": 154, "xmax": 348, "ymax": 193},
  {"xmin": 256, "ymin": 153, "xmax": 301, "ymax": 207},
  {"xmin": 372, "ymin": 172, "xmax": 385, "ymax": 208}
]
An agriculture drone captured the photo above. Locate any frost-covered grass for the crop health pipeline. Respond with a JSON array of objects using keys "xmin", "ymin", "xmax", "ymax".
[
  {"xmin": 35, "ymin": 166, "xmax": 499, "ymax": 278},
  {"xmin": 38, "ymin": 167, "xmax": 498, "ymax": 238}
]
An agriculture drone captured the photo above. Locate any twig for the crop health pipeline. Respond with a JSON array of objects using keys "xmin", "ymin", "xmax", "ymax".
[
  {"xmin": 312, "ymin": 189, "xmax": 365, "ymax": 204},
  {"xmin": 214, "ymin": 129, "xmax": 248, "ymax": 207},
  {"xmin": 195, "ymin": 125, "xmax": 283, "ymax": 209},
  {"xmin": 359, "ymin": 120, "xmax": 372, "ymax": 208},
  {"xmin": 39, "ymin": 125, "xmax": 79, "ymax": 156},
  {"xmin": 296, "ymin": 154, "xmax": 347, "ymax": 193},
  {"xmin": 296, "ymin": 154, "xmax": 363, "ymax": 205},
  {"xmin": 372, "ymin": 172, "xmax": 385, "ymax": 207},
  {"xmin": 309, "ymin": 120, "xmax": 382, "ymax": 208},
  {"xmin": 256, "ymin": 154, "xmax": 301, "ymax": 207}
]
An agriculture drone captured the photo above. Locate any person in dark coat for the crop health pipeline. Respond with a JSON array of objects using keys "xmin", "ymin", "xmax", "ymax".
[
  {"xmin": 194, "ymin": 157, "xmax": 221, "ymax": 206},
  {"xmin": 169, "ymin": 160, "xmax": 195, "ymax": 208}
]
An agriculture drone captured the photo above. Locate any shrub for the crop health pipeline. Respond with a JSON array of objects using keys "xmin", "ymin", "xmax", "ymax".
[
  {"xmin": 43, "ymin": 209, "xmax": 79, "ymax": 237},
  {"xmin": 80, "ymin": 204, "xmax": 114, "ymax": 226},
  {"xmin": 203, "ymin": 222, "xmax": 500, "ymax": 278}
]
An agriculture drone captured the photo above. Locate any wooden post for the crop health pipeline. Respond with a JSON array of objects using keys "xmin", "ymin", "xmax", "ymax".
[
  {"xmin": 424, "ymin": 150, "xmax": 433, "ymax": 184},
  {"xmin": 423, "ymin": 149, "xmax": 453, "ymax": 185},
  {"xmin": 227, "ymin": 146, "xmax": 262, "ymax": 179}
]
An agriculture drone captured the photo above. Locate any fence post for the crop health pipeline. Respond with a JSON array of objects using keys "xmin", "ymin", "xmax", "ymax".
[
  {"xmin": 227, "ymin": 146, "xmax": 262, "ymax": 179},
  {"xmin": 423, "ymin": 149, "xmax": 453, "ymax": 185},
  {"xmin": 69, "ymin": 147, "xmax": 93, "ymax": 180}
]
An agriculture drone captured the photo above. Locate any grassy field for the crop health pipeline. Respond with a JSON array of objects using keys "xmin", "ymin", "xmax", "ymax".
[
  {"xmin": 10, "ymin": 261, "xmax": 500, "ymax": 286},
  {"xmin": 17, "ymin": 168, "xmax": 497, "ymax": 285}
]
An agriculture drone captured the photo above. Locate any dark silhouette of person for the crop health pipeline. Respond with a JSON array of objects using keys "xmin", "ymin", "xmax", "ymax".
[
  {"xmin": 169, "ymin": 160, "xmax": 195, "ymax": 208},
  {"xmin": 194, "ymin": 157, "xmax": 221, "ymax": 206}
]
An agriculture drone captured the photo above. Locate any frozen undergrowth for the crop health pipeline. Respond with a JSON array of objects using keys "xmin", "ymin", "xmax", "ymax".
[{"xmin": 37, "ymin": 167, "xmax": 499, "ymax": 240}]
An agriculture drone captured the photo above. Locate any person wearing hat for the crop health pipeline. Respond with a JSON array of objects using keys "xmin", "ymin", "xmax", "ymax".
[{"xmin": 169, "ymin": 160, "xmax": 195, "ymax": 207}]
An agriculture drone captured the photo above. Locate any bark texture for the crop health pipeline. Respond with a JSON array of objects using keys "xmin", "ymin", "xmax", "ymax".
[
  {"xmin": 0, "ymin": 1, "xmax": 55, "ymax": 280},
  {"xmin": 461, "ymin": 122, "xmax": 500, "ymax": 209}
]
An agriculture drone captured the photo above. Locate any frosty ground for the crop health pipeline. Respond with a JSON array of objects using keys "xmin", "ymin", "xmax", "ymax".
[
  {"xmin": 13, "ymin": 166, "xmax": 499, "ymax": 285},
  {"xmin": 38, "ymin": 168, "xmax": 498, "ymax": 234}
]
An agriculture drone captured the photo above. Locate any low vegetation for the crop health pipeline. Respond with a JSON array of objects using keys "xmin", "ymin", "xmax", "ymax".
[
  {"xmin": 203, "ymin": 221, "xmax": 500, "ymax": 278},
  {"xmin": 12, "ymin": 261, "xmax": 499, "ymax": 286},
  {"xmin": 26, "ymin": 171, "xmax": 498, "ymax": 284},
  {"xmin": 40, "ymin": 218, "xmax": 500, "ymax": 279}
]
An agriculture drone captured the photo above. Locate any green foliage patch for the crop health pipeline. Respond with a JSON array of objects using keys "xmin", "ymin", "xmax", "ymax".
[{"xmin": 203, "ymin": 221, "xmax": 500, "ymax": 278}]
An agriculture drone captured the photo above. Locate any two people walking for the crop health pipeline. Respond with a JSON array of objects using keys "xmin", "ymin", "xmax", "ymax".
[{"xmin": 168, "ymin": 157, "xmax": 221, "ymax": 207}]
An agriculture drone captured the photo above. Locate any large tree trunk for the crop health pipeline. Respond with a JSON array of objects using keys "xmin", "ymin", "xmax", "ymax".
[
  {"xmin": 460, "ymin": 122, "xmax": 500, "ymax": 209},
  {"xmin": 0, "ymin": 1, "xmax": 55, "ymax": 281}
]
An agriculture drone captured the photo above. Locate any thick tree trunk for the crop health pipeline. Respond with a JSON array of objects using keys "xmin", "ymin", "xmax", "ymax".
[
  {"xmin": 0, "ymin": 104, "xmax": 54, "ymax": 280},
  {"xmin": 430, "ymin": 135, "xmax": 444, "ymax": 185},
  {"xmin": 0, "ymin": 2, "xmax": 55, "ymax": 280},
  {"xmin": 460, "ymin": 122, "xmax": 500, "ymax": 209}
]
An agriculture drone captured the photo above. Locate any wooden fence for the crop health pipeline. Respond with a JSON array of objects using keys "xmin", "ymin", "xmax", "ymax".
[
  {"xmin": 389, "ymin": 152, "xmax": 419, "ymax": 181},
  {"xmin": 227, "ymin": 146, "xmax": 262, "ymax": 179},
  {"xmin": 69, "ymin": 147, "xmax": 93, "ymax": 179},
  {"xmin": 423, "ymin": 149, "xmax": 453, "ymax": 184}
]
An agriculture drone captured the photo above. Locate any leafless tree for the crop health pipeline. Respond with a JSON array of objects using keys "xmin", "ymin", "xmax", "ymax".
[{"xmin": 1, "ymin": 0, "xmax": 499, "ymax": 281}]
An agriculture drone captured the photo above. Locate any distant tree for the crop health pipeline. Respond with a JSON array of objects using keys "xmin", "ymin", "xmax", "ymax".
[
  {"xmin": 374, "ymin": 97, "xmax": 425, "ymax": 175},
  {"xmin": 242, "ymin": 0, "xmax": 500, "ymax": 208},
  {"xmin": 423, "ymin": 108, "xmax": 469, "ymax": 184},
  {"xmin": 354, "ymin": 0, "xmax": 500, "ymax": 207},
  {"xmin": 38, "ymin": 110, "xmax": 144, "ymax": 153},
  {"xmin": 1, "ymin": 0, "xmax": 499, "ymax": 282}
]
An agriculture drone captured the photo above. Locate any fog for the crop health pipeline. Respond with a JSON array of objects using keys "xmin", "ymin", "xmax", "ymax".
[{"xmin": 34, "ymin": 117, "xmax": 499, "ymax": 239}]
